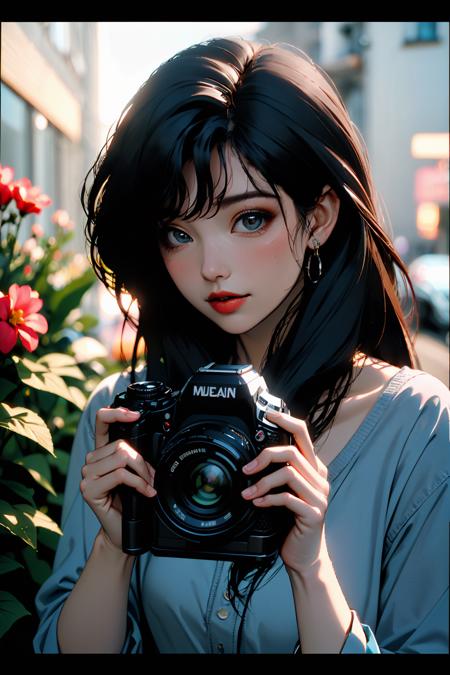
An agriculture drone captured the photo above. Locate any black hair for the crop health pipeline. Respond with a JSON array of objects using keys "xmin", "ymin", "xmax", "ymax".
[{"xmin": 81, "ymin": 36, "xmax": 420, "ymax": 653}]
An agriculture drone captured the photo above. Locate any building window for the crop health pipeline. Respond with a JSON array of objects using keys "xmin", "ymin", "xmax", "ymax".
[
  {"xmin": 339, "ymin": 22, "xmax": 365, "ymax": 55},
  {"xmin": 48, "ymin": 22, "xmax": 71, "ymax": 55},
  {"xmin": 31, "ymin": 114, "xmax": 59, "ymax": 236},
  {"xmin": 0, "ymin": 82, "xmax": 32, "ymax": 184},
  {"xmin": 403, "ymin": 22, "xmax": 439, "ymax": 45},
  {"xmin": 1, "ymin": 82, "xmax": 61, "ymax": 240}
]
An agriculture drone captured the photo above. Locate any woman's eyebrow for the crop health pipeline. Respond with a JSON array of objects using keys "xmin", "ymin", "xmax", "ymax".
[{"xmin": 216, "ymin": 190, "xmax": 278, "ymax": 207}]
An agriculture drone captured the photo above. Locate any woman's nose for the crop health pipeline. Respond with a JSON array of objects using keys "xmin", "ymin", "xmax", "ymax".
[{"xmin": 200, "ymin": 242, "xmax": 231, "ymax": 281}]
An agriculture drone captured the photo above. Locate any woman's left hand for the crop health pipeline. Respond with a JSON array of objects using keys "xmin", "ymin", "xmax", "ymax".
[{"xmin": 241, "ymin": 409, "xmax": 330, "ymax": 576}]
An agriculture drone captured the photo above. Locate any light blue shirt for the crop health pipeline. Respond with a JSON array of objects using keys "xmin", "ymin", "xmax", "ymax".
[{"xmin": 33, "ymin": 365, "xmax": 449, "ymax": 653}]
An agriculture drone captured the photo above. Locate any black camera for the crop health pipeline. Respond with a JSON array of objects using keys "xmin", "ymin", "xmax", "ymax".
[{"xmin": 109, "ymin": 363, "xmax": 295, "ymax": 563}]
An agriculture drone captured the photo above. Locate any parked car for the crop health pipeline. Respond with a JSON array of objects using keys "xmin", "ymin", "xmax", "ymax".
[{"xmin": 407, "ymin": 254, "xmax": 449, "ymax": 336}]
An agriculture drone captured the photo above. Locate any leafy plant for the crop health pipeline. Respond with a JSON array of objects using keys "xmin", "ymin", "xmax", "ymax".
[{"xmin": 0, "ymin": 164, "xmax": 116, "ymax": 647}]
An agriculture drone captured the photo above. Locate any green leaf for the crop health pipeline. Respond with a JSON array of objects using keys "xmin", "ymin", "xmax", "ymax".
[
  {"xmin": 1, "ymin": 432, "xmax": 23, "ymax": 461},
  {"xmin": 0, "ymin": 479, "xmax": 35, "ymax": 505},
  {"xmin": 0, "ymin": 554, "xmax": 24, "ymax": 575},
  {"xmin": 0, "ymin": 500, "xmax": 36, "ymax": 547},
  {"xmin": 20, "ymin": 504, "xmax": 63, "ymax": 536},
  {"xmin": 12, "ymin": 355, "xmax": 86, "ymax": 411},
  {"xmin": 47, "ymin": 493, "xmax": 64, "ymax": 507},
  {"xmin": 0, "ymin": 591, "xmax": 31, "ymax": 640},
  {"xmin": 48, "ymin": 449, "xmax": 70, "ymax": 476},
  {"xmin": 0, "ymin": 403, "xmax": 54, "ymax": 455},
  {"xmin": 22, "ymin": 546, "xmax": 52, "ymax": 585},
  {"xmin": 0, "ymin": 378, "xmax": 17, "ymax": 401},
  {"xmin": 48, "ymin": 268, "xmax": 97, "ymax": 329},
  {"xmin": 35, "ymin": 353, "xmax": 85, "ymax": 380},
  {"xmin": 15, "ymin": 455, "xmax": 57, "ymax": 495},
  {"xmin": 37, "ymin": 527, "xmax": 60, "ymax": 552}
]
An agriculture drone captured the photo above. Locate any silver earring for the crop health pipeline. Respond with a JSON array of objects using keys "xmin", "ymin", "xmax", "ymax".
[{"xmin": 306, "ymin": 236, "xmax": 322, "ymax": 284}]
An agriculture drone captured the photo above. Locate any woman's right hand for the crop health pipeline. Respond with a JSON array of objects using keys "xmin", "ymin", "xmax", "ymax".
[{"xmin": 80, "ymin": 406, "xmax": 157, "ymax": 553}]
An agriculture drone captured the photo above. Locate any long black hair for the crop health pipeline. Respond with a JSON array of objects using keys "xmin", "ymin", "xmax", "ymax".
[{"xmin": 81, "ymin": 36, "xmax": 420, "ymax": 653}]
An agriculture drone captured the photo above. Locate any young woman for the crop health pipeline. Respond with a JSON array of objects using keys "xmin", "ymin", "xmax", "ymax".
[{"xmin": 33, "ymin": 36, "xmax": 449, "ymax": 654}]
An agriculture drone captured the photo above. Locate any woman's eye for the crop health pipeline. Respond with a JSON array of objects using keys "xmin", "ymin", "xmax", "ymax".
[
  {"xmin": 233, "ymin": 210, "xmax": 272, "ymax": 233},
  {"xmin": 166, "ymin": 227, "xmax": 190, "ymax": 246},
  {"xmin": 159, "ymin": 227, "xmax": 192, "ymax": 248}
]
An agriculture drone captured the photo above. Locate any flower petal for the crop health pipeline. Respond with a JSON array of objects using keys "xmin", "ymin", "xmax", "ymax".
[
  {"xmin": 19, "ymin": 292, "xmax": 43, "ymax": 316},
  {"xmin": 0, "ymin": 295, "xmax": 11, "ymax": 321},
  {"xmin": 17, "ymin": 324, "xmax": 39, "ymax": 352},
  {"xmin": 11, "ymin": 284, "xmax": 32, "ymax": 310},
  {"xmin": 24, "ymin": 312, "xmax": 48, "ymax": 334},
  {"xmin": 0, "ymin": 321, "xmax": 18, "ymax": 354},
  {"xmin": 8, "ymin": 284, "xmax": 43, "ymax": 315}
]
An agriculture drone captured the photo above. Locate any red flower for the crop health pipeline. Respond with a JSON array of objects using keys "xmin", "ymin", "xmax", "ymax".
[
  {"xmin": 0, "ymin": 164, "xmax": 15, "ymax": 207},
  {"xmin": 11, "ymin": 177, "xmax": 52, "ymax": 215},
  {"xmin": 0, "ymin": 284, "xmax": 48, "ymax": 354}
]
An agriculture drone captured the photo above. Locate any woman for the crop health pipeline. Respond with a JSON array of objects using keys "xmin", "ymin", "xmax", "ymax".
[{"xmin": 33, "ymin": 36, "xmax": 449, "ymax": 654}]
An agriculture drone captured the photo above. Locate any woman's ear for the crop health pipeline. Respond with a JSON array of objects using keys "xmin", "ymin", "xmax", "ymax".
[{"xmin": 306, "ymin": 185, "xmax": 340, "ymax": 249}]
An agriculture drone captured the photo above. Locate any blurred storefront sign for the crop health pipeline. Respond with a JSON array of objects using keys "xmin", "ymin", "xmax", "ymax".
[
  {"xmin": 411, "ymin": 133, "xmax": 449, "ymax": 160},
  {"xmin": 414, "ymin": 163, "xmax": 449, "ymax": 204}
]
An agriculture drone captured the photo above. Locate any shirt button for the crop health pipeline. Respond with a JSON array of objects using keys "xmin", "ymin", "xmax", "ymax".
[
  {"xmin": 223, "ymin": 590, "xmax": 231, "ymax": 601},
  {"xmin": 217, "ymin": 607, "xmax": 229, "ymax": 620},
  {"xmin": 216, "ymin": 643, "xmax": 224, "ymax": 653}
]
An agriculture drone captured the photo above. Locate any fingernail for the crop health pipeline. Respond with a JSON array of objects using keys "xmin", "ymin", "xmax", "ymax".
[
  {"xmin": 125, "ymin": 409, "xmax": 140, "ymax": 416},
  {"xmin": 241, "ymin": 486, "xmax": 256, "ymax": 498},
  {"xmin": 243, "ymin": 459, "xmax": 257, "ymax": 472}
]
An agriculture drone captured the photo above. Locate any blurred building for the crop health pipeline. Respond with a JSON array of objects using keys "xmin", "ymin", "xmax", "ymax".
[
  {"xmin": 1, "ymin": 22, "xmax": 100, "ymax": 254},
  {"xmin": 256, "ymin": 21, "xmax": 449, "ymax": 260}
]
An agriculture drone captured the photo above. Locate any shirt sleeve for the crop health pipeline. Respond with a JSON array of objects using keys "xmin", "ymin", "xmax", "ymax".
[
  {"xmin": 296, "ymin": 377, "xmax": 450, "ymax": 655},
  {"xmin": 32, "ymin": 373, "xmax": 143, "ymax": 653},
  {"xmin": 344, "ymin": 380, "xmax": 450, "ymax": 654},
  {"xmin": 293, "ymin": 609, "xmax": 380, "ymax": 653}
]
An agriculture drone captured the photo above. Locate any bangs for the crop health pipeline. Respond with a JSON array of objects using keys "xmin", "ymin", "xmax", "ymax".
[{"xmin": 150, "ymin": 133, "xmax": 284, "ymax": 228}]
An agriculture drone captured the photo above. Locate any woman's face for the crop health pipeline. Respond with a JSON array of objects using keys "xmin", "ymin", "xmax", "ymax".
[{"xmin": 158, "ymin": 146, "xmax": 309, "ymax": 337}]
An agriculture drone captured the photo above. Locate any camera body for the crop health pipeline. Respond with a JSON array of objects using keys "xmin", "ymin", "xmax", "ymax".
[{"xmin": 109, "ymin": 363, "xmax": 295, "ymax": 563}]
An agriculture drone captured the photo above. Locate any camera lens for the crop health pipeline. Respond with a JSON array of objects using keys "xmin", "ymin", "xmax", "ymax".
[
  {"xmin": 154, "ymin": 420, "xmax": 256, "ymax": 540},
  {"xmin": 189, "ymin": 462, "xmax": 230, "ymax": 507}
]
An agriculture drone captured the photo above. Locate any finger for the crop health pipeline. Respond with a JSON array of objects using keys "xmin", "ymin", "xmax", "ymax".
[
  {"xmin": 242, "ymin": 465, "xmax": 327, "ymax": 510},
  {"xmin": 252, "ymin": 491, "xmax": 323, "ymax": 521},
  {"xmin": 243, "ymin": 446, "xmax": 328, "ymax": 493},
  {"xmin": 265, "ymin": 410, "xmax": 319, "ymax": 472},
  {"xmin": 83, "ymin": 440, "xmax": 153, "ymax": 485},
  {"xmin": 86, "ymin": 437, "xmax": 155, "ymax": 476},
  {"xmin": 81, "ymin": 467, "xmax": 156, "ymax": 502},
  {"xmin": 146, "ymin": 461, "xmax": 156, "ymax": 482},
  {"xmin": 95, "ymin": 407, "xmax": 141, "ymax": 450},
  {"xmin": 86, "ymin": 440, "xmax": 119, "ymax": 464}
]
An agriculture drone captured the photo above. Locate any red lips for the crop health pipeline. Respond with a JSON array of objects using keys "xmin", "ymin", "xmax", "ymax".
[
  {"xmin": 207, "ymin": 291, "xmax": 248, "ymax": 302},
  {"xmin": 207, "ymin": 291, "xmax": 250, "ymax": 315}
]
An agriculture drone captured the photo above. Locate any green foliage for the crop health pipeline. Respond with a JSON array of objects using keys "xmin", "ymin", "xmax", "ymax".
[{"xmin": 0, "ymin": 180, "xmax": 120, "ymax": 647}]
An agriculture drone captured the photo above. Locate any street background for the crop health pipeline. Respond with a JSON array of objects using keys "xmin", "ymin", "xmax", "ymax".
[{"xmin": 2, "ymin": 21, "xmax": 449, "ymax": 385}]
